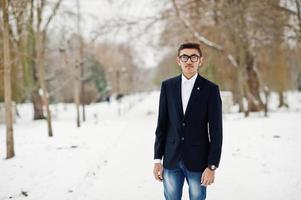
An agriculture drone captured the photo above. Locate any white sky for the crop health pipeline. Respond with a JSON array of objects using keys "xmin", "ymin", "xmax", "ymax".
[{"xmin": 49, "ymin": 0, "xmax": 169, "ymax": 68}]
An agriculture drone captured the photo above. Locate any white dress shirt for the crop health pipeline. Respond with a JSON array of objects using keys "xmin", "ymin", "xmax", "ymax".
[
  {"xmin": 181, "ymin": 73, "xmax": 198, "ymax": 114},
  {"xmin": 154, "ymin": 73, "xmax": 198, "ymax": 164}
]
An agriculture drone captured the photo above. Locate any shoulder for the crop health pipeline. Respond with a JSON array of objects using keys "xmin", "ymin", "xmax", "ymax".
[
  {"xmin": 161, "ymin": 75, "xmax": 181, "ymax": 87},
  {"xmin": 201, "ymin": 76, "xmax": 221, "ymax": 100},
  {"xmin": 201, "ymin": 76, "xmax": 220, "ymax": 91}
]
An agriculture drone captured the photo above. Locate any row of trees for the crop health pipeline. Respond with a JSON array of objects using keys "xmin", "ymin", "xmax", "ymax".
[
  {"xmin": 0, "ymin": 0, "xmax": 144, "ymax": 159},
  {"xmin": 155, "ymin": 0, "xmax": 301, "ymax": 116},
  {"xmin": 1, "ymin": 0, "xmax": 301, "ymax": 159}
]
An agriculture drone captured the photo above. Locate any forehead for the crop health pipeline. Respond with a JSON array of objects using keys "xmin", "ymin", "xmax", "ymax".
[{"xmin": 179, "ymin": 48, "xmax": 200, "ymax": 56}]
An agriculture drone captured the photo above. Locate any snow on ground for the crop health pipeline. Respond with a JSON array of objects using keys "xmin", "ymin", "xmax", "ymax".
[{"xmin": 0, "ymin": 91, "xmax": 301, "ymax": 200}]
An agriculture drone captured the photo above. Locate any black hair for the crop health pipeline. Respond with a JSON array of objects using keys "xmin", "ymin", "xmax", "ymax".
[{"xmin": 177, "ymin": 42, "xmax": 202, "ymax": 57}]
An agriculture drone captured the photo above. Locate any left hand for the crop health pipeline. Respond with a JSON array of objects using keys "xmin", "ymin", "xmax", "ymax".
[{"xmin": 201, "ymin": 168, "xmax": 215, "ymax": 186}]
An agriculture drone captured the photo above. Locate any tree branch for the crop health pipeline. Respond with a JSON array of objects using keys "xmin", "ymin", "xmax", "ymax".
[
  {"xmin": 296, "ymin": 0, "xmax": 301, "ymax": 39},
  {"xmin": 171, "ymin": 0, "xmax": 238, "ymax": 68},
  {"xmin": 43, "ymin": 0, "xmax": 63, "ymax": 31}
]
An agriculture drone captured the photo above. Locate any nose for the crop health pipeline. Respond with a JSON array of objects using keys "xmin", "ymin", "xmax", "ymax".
[{"xmin": 186, "ymin": 58, "xmax": 193, "ymax": 64}]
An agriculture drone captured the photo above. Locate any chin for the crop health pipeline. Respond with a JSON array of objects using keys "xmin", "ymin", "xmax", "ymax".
[{"xmin": 186, "ymin": 70, "xmax": 196, "ymax": 73}]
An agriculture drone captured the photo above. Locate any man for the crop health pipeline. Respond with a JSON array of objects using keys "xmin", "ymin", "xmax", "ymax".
[{"xmin": 153, "ymin": 43, "xmax": 223, "ymax": 200}]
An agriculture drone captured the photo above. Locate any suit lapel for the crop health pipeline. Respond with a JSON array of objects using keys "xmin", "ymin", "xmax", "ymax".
[{"xmin": 184, "ymin": 74, "xmax": 205, "ymax": 118}]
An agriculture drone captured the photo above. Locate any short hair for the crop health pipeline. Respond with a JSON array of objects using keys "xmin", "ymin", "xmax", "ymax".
[{"xmin": 177, "ymin": 42, "xmax": 202, "ymax": 57}]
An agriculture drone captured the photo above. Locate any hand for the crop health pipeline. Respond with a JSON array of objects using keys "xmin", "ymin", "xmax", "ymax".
[
  {"xmin": 201, "ymin": 168, "xmax": 215, "ymax": 186},
  {"xmin": 153, "ymin": 163, "xmax": 164, "ymax": 181}
]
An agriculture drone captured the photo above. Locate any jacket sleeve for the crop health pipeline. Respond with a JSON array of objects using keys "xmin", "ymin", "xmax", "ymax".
[
  {"xmin": 154, "ymin": 81, "xmax": 168, "ymax": 160},
  {"xmin": 207, "ymin": 85, "xmax": 223, "ymax": 167}
]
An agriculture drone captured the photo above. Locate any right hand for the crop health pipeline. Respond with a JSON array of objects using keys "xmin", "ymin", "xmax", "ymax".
[{"xmin": 153, "ymin": 163, "xmax": 164, "ymax": 181}]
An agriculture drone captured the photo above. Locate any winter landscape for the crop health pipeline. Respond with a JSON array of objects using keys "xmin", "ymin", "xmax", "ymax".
[
  {"xmin": 1, "ymin": 91, "xmax": 301, "ymax": 200},
  {"xmin": 1, "ymin": 0, "xmax": 301, "ymax": 200}
]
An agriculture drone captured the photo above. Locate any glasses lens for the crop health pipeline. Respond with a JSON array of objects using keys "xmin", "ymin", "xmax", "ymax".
[
  {"xmin": 180, "ymin": 55, "xmax": 188, "ymax": 62},
  {"xmin": 191, "ymin": 55, "xmax": 199, "ymax": 62}
]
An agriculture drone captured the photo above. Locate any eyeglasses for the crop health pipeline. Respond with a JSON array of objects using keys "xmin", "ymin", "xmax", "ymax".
[{"xmin": 179, "ymin": 54, "xmax": 200, "ymax": 63}]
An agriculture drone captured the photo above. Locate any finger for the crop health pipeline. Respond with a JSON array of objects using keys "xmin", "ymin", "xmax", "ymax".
[
  {"xmin": 153, "ymin": 171, "xmax": 160, "ymax": 181},
  {"xmin": 203, "ymin": 179, "xmax": 211, "ymax": 186},
  {"xmin": 155, "ymin": 168, "xmax": 163, "ymax": 181},
  {"xmin": 159, "ymin": 169, "xmax": 164, "ymax": 181},
  {"xmin": 208, "ymin": 176, "xmax": 215, "ymax": 184},
  {"xmin": 156, "ymin": 174, "xmax": 162, "ymax": 181},
  {"xmin": 158, "ymin": 172, "xmax": 162, "ymax": 180},
  {"xmin": 201, "ymin": 173, "xmax": 205, "ymax": 184}
]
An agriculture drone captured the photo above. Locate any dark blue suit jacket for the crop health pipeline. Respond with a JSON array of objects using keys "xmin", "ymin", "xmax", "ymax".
[{"xmin": 154, "ymin": 74, "xmax": 223, "ymax": 172}]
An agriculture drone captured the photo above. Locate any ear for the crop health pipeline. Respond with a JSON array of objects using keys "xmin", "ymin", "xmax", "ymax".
[
  {"xmin": 176, "ymin": 57, "xmax": 181, "ymax": 66},
  {"xmin": 199, "ymin": 57, "xmax": 204, "ymax": 66}
]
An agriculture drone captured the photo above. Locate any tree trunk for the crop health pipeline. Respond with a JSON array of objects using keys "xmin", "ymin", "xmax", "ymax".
[
  {"xmin": 36, "ymin": 1, "xmax": 53, "ymax": 136},
  {"xmin": 238, "ymin": 99, "xmax": 244, "ymax": 113},
  {"xmin": 3, "ymin": 0, "xmax": 15, "ymax": 159},
  {"xmin": 264, "ymin": 86, "xmax": 270, "ymax": 117},
  {"xmin": 36, "ymin": 31, "xmax": 53, "ymax": 136},
  {"xmin": 81, "ymin": 63, "xmax": 86, "ymax": 122},
  {"xmin": 278, "ymin": 91, "xmax": 288, "ymax": 108},
  {"xmin": 236, "ymin": 67, "xmax": 246, "ymax": 113},
  {"xmin": 28, "ymin": 0, "xmax": 44, "ymax": 120},
  {"xmin": 245, "ymin": 51, "xmax": 264, "ymax": 112},
  {"xmin": 74, "ymin": 60, "xmax": 81, "ymax": 127},
  {"xmin": 76, "ymin": 0, "xmax": 85, "ymax": 124},
  {"xmin": 31, "ymin": 89, "xmax": 45, "ymax": 120},
  {"xmin": 296, "ymin": 0, "xmax": 301, "ymax": 41}
]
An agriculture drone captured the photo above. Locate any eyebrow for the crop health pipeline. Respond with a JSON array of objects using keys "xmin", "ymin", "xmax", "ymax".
[{"xmin": 179, "ymin": 54, "xmax": 200, "ymax": 57}]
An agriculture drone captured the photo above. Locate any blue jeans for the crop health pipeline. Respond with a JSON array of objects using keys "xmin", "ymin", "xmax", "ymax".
[{"xmin": 163, "ymin": 160, "xmax": 207, "ymax": 200}]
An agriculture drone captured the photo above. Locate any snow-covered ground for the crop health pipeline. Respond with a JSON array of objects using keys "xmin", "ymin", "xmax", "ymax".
[{"xmin": 1, "ymin": 91, "xmax": 301, "ymax": 200}]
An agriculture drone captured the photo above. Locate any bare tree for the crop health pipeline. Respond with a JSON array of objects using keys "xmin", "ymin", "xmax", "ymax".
[
  {"xmin": 34, "ymin": 0, "xmax": 63, "ymax": 136},
  {"xmin": 35, "ymin": 0, "xmax": 53, "ymax": 136},
  {"xmin": 76, "ymin": 0, "xmax": 84, "ymax": 125},
  {"xmin": 73, "ymin": 37, "xmax": 81, "ymax": 127},
  {"xmin": 2, "ymin": 0, "xmax": 15, "ymax": 158},
  {"xmin": 170, "ymin": 0, "xmax": 263, "ymax": 115},
  {"xmin": 164, "ymin": 0, "xmax": 295, "ymax": 115},
  {"xmin": 11, "ymin": 0, "xmax": 45, "ymax": 120}
]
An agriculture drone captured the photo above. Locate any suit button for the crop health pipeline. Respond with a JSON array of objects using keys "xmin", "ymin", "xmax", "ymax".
[
  {"xmin": 181, "ymin": 137, "xmax": 185, "ymax": 141},
  {"xmin": 182, "ymin": 122, "xmax": 186, "ymax": 127}
]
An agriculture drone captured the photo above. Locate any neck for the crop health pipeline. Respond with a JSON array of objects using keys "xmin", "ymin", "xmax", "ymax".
[{"xmin": 183, "ymin": 72, "xmax": 197, "ymax": 80}]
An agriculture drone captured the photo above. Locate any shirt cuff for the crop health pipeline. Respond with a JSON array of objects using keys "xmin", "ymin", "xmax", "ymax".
[{"xmin": 154, "ymin": 159, "xmax": 161, "ymax": 164}]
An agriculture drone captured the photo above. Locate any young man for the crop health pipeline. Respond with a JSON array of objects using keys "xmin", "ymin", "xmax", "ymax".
[{"xmin": 153, "ymin": 43, "xmax": 223, "ymax": 200}]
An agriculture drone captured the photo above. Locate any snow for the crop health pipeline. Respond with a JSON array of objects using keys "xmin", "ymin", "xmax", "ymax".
[{"xmin": 1, "ymin": 91, "xmax": 301, "ymax": 200}]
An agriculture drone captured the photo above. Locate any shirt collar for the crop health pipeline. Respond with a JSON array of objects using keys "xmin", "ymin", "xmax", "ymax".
[{"xmin": 182, "ymin": 72, "xmax": 198, "ymax": 84}]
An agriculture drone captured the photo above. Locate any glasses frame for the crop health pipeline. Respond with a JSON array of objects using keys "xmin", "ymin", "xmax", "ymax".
[{"xmin": 179, "ymin": 54, "xmax": 200, "ymax": 63}]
